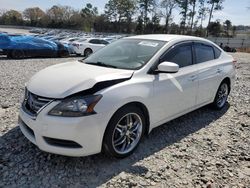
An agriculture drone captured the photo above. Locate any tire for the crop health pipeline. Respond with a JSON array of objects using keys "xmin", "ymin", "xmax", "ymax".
[
  {"xmin": 84, "ymin": 48, "xmax": 93, "ymax": 57},
  {"xmin": 102, "ymin": 105, "xmax": 146, "ymax": 158},
  {"xmin": 58, "ymin": 50, "xmax": 69, "ymax": 58},
  {"xmin": 212, "ymin": 82, "xmax": 229, "ymax": 110},
  {"xmin": 12, "ymin": 49, "xmax": 25, "ymax": 59},
  {"xmin": 7, "ymin": 51, "xmax": 12, "ymax": 59}
]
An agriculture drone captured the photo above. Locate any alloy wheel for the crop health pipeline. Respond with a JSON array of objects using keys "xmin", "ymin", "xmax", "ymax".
[
  {"xmin": 112, "ymin": 113, "xmax": 143, "ymax": 155},
  {"xmin": 216, "ymin": 83, "xmax": 228, "ymax": 108}
]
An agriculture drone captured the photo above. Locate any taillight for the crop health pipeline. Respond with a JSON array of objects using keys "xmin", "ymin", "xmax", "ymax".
[{"xmin": 233, "ymin": 59, "xmax": 237, "ymax": 68}]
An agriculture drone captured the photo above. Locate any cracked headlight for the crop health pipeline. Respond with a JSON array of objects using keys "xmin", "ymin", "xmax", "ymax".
[{"xmin": 48, "ymin": 95, "xmax": 102, "ymax": 117}]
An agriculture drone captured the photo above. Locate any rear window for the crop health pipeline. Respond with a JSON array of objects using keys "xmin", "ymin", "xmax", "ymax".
[
  {"xmin": 194, "ymin": 43, "xmax": 215, "ymax": 63},
  {"xmin": 214, "ymin": 47, "xmax": 222, "ymax": 59},
  {"xmin": 101, "ymin": 40, "xmax": 109, "ymax": 45}
]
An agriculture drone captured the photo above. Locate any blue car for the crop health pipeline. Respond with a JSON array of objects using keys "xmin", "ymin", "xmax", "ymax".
[{"xmin": 0, "ymin": 34, "xmax": 69, "ymax": 59}]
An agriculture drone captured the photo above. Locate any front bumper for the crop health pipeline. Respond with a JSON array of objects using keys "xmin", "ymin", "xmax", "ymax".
[{"xmin": 18, "ymin": 101, "xmax": 110, "ymax": 157}]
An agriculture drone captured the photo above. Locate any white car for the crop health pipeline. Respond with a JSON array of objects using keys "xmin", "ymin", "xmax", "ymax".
[
  {"xmin": 60, "ymin": 37, "xmax": 81, "ymax": 54},
  {"xmin": 72, "ymin": 38, "xmax": 109, "ymax": 56},
  {"xmin": 19, "ymin": 35, "xmax": 236, "ymax": 158}
]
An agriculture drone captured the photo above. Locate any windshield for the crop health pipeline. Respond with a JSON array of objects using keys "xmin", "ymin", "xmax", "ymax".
[{"xmin": 82, "ymin": 39, "xmax": 166, "ymax": 70}]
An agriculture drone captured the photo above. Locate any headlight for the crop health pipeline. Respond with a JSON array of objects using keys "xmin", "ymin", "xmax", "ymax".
[{"xmin": 48, "ymin": 95, "xmax": 102, "ymax": 117}]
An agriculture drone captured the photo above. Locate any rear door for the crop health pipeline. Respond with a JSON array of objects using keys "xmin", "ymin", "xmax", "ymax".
[
  {"xmin": 193, "ymin": 42, "xmax": 223, "ymax": 105},
  {"xmin": 151, "ymin": 42, "xmax": 199, "ymax": 123}
]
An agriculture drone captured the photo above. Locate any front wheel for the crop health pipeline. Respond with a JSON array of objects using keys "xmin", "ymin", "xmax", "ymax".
[
  {"xmin": 103, "ymin": 106, "xmax": 146, "ymax": 158},
  {"xmin": 212, "ymin": 82, "xmax": 229, "ymax": 110}
]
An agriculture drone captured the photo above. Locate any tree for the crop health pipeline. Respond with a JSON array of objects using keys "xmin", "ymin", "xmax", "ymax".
[
  {"xmin": 138, "ymin": 0, "xmax": 156, "ymax": 27},
  {"xmin": 105, "ymin": 0, "xmax": 136, "ymax": 33},
  {"xmin": 161, "ymin": 0, "xmax": 177, "ymax": 33},
  {"xmin": 81, "ymin": 3, "xmax": 98, "ymax": 18},
  {"xmin": 81, "ymin": 3, "xmax": 98, "ymax": 31},
  {"xmin": 62, "ymin": 6, "xmax": 76, "ymax": 22},
  {"xmin": 207, "ymin": 20, "xmax": 222, "ymax": 37},
  {"xmin": 135, "ymin": 15, "xmax": 144, "ymax": 34},
  {"xmin": 1, "ymin": 10, "xmax": 23, "ymax": 25},
  {"xmin": 0, "ymin": 9, "xmax": 6, "ymax": 16},
  {"xmin": 23, "ymin": 7, "xmax": 45, "ymax": 26},
  {"xmin": 206, "ymin": 0, "xmax": 224, "ymax": 36},
  {"xmin": 94, "ymin": 14, "xmax": 110, "ymax": 32},
  {"xmin": 146, "ymin": 13, "xmax": 161, "ymax": 33},
  {"xmin": 177, "ymin": 0, "xmax": 189, "ymax": 34},
  {"xmin": 189, "ymin": 0, "xmax": 197, "ymax": 31},
  {"xmin": 47, "ymin": 5, "xmax": 64, "ymax": 23},
  {"xmin": 45, "ymin": 5, "xmax": 78, "ymax": 28},
  {"xmin": 232, "ymin": 25, "xmax": 236, "ymax": 37},
  {"xmin": 197, "ymin": 0, "xmax": 208, "ymax": 27},
  {"xmin": 224, "ymin": 19, "xmax": 232, "ymax": 37}
]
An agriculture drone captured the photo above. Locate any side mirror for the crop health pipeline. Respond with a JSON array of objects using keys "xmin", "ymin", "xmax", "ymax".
[{"xmin": 157, "ymin": 61, "xmax": 179, "ymax": 73}]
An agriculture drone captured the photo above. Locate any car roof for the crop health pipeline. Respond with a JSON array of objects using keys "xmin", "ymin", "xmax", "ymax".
[{"xmin": 127, "ymin": 34, "xmax": 208, "ymax": 43}]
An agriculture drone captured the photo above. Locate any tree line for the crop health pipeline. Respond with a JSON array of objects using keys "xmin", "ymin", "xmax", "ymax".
[{"xmin": 0, "ymin": 0, "xmax": 239, "ymax": 37}]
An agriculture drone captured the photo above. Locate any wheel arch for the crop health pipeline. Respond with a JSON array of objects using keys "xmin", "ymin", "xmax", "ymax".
[
  {"xmin": 84, "ymin": 48, "xmax": 93, "ymax": 55},
  {"xmin": 102, "ymin": 101, "xmax": 151, "ymax": 142},
  {"xmin": 124, "ymin": 102, "xmax": 150, "ymax": 135}
]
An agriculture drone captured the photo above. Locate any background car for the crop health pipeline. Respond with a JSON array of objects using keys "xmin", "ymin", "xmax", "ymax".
[
  {"xmin": 0, "ymin": 33, "xmax": 69, "ymax": 59},
  {"xmin": 60, "ymin": 37, "xmax": 81, "ymax": 54},
  {"xmin": 72, "ymin": 38, "xmax": 110, "ymax": 57}
]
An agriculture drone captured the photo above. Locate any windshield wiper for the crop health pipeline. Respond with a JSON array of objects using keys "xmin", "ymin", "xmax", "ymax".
[{"xmin": 85, "ymin": 61, "xmax": 118, "ymax": 69}]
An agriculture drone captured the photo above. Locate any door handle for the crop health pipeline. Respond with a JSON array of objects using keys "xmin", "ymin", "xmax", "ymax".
[
  {"xmin": 217, "ymin": 69, "xmax": 222, "ymax": 73},
  {"xmin": 188, "ymin": 75, "xmax": 198, "ymax": 81}
]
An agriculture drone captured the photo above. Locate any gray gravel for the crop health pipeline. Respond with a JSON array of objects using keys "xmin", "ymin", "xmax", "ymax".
[{"xmin": 0, "ymin": 54, "xmax": 249, "ymax": 187}]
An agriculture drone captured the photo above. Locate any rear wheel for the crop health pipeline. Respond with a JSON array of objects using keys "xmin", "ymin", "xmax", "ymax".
[
  {"xmin": 12, "ymin": 49, "xmax": 25, "ymax": 59},
  {"xmin": 7, "ymin": 51, "xmax": 12, "ymax": 58},
  {"xmin": 212, "ymin": 82, "xmax": 229, "ymax": 110},
  {"xmin": 58, "ymin": 50, "xmax": 69, "ymax": 58},
  {"xmin": 103, "ymin": 106, "xmax": 145, "ymax": 158},
  {"xmin": 84, "ymin": 48, "xmax": 93, "ymax": 57}
]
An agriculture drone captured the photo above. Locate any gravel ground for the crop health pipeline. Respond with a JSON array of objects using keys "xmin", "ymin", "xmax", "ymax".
[{"xmin": 0, "ymin": 53, "xmax": 249, "ymax": 187}]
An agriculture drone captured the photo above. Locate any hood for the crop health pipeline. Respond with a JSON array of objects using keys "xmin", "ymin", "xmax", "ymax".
[{"xmin": 27, "ymin": 61, "xmax": 134, "ymax": 98}]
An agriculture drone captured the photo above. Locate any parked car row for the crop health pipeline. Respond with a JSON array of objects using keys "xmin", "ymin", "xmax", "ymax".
[
  {"xmin": 0, "ymin": 28, "xmax": 125, "ymax": 59},
  {"xmin": 29, "ymin": 28, "xmax": 125, "ymax": 57}
]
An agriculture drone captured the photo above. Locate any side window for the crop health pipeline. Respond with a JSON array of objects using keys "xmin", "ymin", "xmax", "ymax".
[
  {"xmin": 194, "ymin": 43, "xmax": 215, "ymax": 63},
  {"xmin": 89, "ymin": 39, "xmax": 100, "ymax": 44},
  {"xmin": 161, "ymin": 44, "xmax": 193, "ymax": 68}
]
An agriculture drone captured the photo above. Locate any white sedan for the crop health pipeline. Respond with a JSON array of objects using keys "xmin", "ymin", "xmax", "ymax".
[
  {"xmin": 19, "ymin": 34, "xmax": 236, "ymax": 158},
  {"xmin": 72, "ymin": 38, "xmax": 110, "ymax": 56}
]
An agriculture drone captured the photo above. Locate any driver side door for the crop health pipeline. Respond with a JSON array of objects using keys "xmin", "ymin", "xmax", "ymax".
[{"xmin": 151, "ymin": 42, "xmax": 199, "ymax": 125}]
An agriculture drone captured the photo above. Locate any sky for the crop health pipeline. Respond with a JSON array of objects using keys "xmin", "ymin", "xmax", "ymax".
[{"xmin": 0, "ymin": 0, "xmax": 250, "ymax": 26}]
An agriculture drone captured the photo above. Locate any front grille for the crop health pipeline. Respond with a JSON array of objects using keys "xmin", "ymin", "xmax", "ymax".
[{"xmin": 23, "ymin": 89, "xmax": 52, "ymax": 116}]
